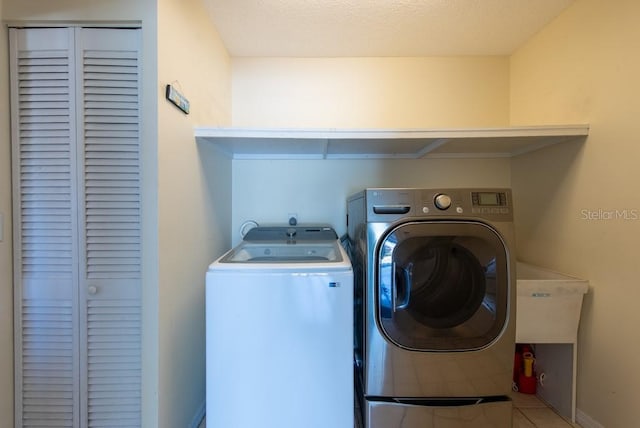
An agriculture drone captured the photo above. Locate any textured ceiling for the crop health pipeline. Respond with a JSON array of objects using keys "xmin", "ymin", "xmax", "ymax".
[{"xmin": 203, "ymin": 0, "xmax": 574, "ymax": 57}]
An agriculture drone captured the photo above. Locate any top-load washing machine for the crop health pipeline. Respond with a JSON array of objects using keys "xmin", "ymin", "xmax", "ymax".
[
  {"xmin": 206, "ymin": 225, "xmax": 353, "ymax": 428},
  {"xmin": 347, "ymin": 188, "xmax": 516, "ymax": 428}
]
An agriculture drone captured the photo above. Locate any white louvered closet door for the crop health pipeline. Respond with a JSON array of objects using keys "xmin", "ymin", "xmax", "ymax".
[{"xmin": 10, "ymin": 27, "xmax": 141, "ymax": 428}]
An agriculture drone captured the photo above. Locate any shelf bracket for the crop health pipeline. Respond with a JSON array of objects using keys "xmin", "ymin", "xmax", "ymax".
[
  {"xmin": 321, "ymin": 138, "xmax": 329, "ymax": 159},
  {"xmin": 417, "ymin": 138, "xmax": 449, "ymax": 158}
]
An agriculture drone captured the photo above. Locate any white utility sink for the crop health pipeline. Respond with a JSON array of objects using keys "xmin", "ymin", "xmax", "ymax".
[
  {"xmin": 515, "ymin": 262, "xmax": 589, "ymax": 423},
  {"xmin": 516, "ymin": 262, "xmax": 589, "ymax": 344}
]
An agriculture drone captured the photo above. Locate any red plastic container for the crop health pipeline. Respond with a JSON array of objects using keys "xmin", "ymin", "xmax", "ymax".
[
  {"xmin": 514, "ymin": 345, "xmax": 537, "ymax": 394},
  {"xmin": 518, "ymin": 372, "xmax": 537, "ymax": 394}
]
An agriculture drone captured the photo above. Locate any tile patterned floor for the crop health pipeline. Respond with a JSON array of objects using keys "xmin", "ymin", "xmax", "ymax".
[
  {"xmin": 200, "ymin": 392, "xmax": 579, "ymax": 427},
  {"xmin": 512, "ymin": 392, "xmax": 579, "ymax": 427}
]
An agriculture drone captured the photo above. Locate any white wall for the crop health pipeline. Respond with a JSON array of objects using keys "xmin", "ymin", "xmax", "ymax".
[
  {"xmin": 3, "ymin": 0, "xmax": 150, "ymax": 21},
  {"xmin": 157, "ymin": 0, "xmax": 231, "ymax": 426},
  {"xmin": 510, "ymin": 0, "xmax": 640, "ymax": 426},
  {"xmin": 0, "ymin": 0, "xmax": 14, "ymax": 425},
  {"xmin": 232, "ymin": 158, "xmax": 511, "ymax": 243},
  {"xmin": 230, "ymin": 57, "xmax": 512, "ymax": 243},
  {"xmin": 233, "ymin": 57, "xmax": 510, "ymax": 129}
]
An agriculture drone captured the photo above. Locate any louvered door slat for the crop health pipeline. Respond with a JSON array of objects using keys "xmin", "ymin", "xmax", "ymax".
[
  {"xmin": 86, "ymin": 300, "xmax": 140, "ymax": 428},
  {"xmin": 77, "ymin": 28, "xmax": 141, "ymax": 428},
  {"xmin": 21, "ymin": 301, "xmax": 75, "ymax": 428}
]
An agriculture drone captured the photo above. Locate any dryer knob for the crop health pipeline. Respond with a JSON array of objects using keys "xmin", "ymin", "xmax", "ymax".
[{"xmin": 434, "ymin": 193, "xmax": 452, "ymax": 210}]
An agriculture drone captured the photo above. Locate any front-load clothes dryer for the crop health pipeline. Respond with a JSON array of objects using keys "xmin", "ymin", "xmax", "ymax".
[
  {"xmin": 347, "ymin": 188, "xmax": 516, "ymax": 428},
  {"xmin": 206, "ymin": 226, "xmax": 353, "ymax": 428}
]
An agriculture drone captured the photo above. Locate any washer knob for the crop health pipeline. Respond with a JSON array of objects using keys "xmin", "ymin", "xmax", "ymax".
[{"xmin": 434, "ymin": 193, "xmax": 452, "ymax": 210}]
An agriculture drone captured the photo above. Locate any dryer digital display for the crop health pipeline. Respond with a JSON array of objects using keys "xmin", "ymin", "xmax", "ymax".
[{"xmin": 472, "ymin": 191, "xmax": 507, "ymax": 206}]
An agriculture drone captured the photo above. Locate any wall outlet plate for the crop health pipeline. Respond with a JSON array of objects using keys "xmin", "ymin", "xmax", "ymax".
[{"xmin": 165, "ymin": 84, "xmax": 190, "ymax": 114}]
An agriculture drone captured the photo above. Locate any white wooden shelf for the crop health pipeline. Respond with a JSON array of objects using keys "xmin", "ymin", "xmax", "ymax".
[{"xmin": 194, "ymin": 124, "xmax": 589, "ymax": 160}]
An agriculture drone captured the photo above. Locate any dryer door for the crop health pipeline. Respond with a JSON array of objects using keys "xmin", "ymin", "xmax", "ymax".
[{"xmin": 377, "ymin": 221, "xmax": 509, "ymax": 351}]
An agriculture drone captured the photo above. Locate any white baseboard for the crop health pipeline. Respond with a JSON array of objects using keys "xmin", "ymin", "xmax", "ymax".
[
  {"xmin": 576, "ymin": 408, "xmax": 605, "ymax": 428},
  {"xmin": 189, "ymin": 400, "xmax": 206, "ymax": 428}
]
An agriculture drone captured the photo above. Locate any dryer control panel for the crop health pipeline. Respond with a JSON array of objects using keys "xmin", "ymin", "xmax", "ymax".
[
  {"xmin": 350, "ymin": 188, "xmax": 513, "ymax": 222},
  {"xmin": 419, "ymin": 188, "xmax": 512, "ymax": 221}
]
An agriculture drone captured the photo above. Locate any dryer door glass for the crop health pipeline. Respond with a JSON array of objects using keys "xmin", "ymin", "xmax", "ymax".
[{"xmin": 377, "ymin": 221, "xmax": 509, "ymax": 351}]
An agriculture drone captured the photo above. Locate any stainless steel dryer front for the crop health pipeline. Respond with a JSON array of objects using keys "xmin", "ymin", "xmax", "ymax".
[{"xmin": 347, "ymin": 188, "xmax": 516, "ymax": 428}]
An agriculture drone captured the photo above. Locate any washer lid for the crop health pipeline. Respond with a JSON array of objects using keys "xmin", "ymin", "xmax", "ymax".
[{"xmin": 219, "ymin": 240, "xmax": 344, "ymax": 263}]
